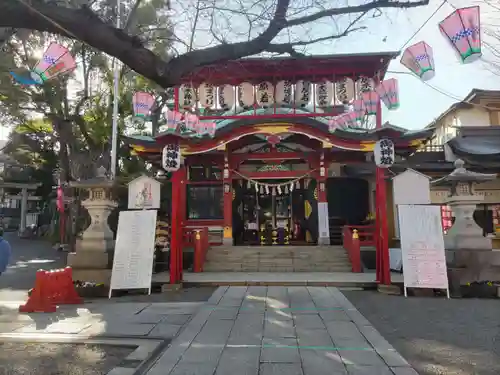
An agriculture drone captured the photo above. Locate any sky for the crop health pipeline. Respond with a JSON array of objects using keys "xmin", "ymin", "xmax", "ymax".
[
  {"xmin": 1, "ymin": 0, "xmax": 498, "ymax": 141},
  {"xmin": 171, "ymin": 0, "xmax": 500, "ymax": 130},
  {"xmin": 300, "ymin": 0, "xmax": 500, "ymax": 129}
]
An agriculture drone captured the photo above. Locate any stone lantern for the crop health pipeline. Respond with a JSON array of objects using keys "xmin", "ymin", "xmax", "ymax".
[
  {"xmin": 67, "ymin": 166, "xmax": 118, "ymax": 284},
  {"xmin": 432, "ymin": 159, "xmax": 500, "ymax": 283}
]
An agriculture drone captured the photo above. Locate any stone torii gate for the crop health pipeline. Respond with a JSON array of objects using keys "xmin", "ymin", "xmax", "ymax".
[{"xmin": 0, "ymin": 181, "xmax": 41, "ymax": 233}]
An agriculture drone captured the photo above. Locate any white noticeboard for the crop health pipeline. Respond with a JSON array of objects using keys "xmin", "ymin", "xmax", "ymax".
[
  {"xmin": 398, "ymin": 204, "xmax": 449, "ymax": 298},
  {"xmin": 109, "ymin": 210, "xmax": 158, "ymax": 297},
  {"xmin": 317, "ymin": 202, "xmax": 329, "ymax": 238},
  {"xmin": 128, "ymin": 175, "xmax": 161, "ymax": 210}
]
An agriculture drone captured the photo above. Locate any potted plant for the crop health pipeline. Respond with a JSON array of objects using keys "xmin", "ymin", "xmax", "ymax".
[{"xmin": 461, "ymin": 281, "xmax": 499, "ymax": 298}]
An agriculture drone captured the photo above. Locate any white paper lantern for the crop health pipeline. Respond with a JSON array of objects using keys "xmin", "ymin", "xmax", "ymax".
[
  {"xmin": 218, "ymin": 84, "xmax": 235, "ymax": 110},
  {"xmin": 356, "ymin": 76, "xmax": 375, "ymax": 98},
  {"xmin": 294, "ymin": 80, "xmax": 311, "ymax": 107},
  {"xmin": 238, "ymin": 82, "xmax": 255, "ymax": 108},
  {"xmin": 179, "ymin": 84, "xmax": 195, "ymax": 108},
  {"xmin": 275, "ymin": 80, "xmax": 292, "ymax": 105},
  {"xmin": 335, "ymin": 77, "xmax": 355, "ymax": 104},
  {"xmin": 162, "ymin": 143, "xmax": 181, "ymax": 172},
  {"xmin": 198, "ymin": 82, "xmax": 215, "ymax": 108},
  {"xmin": 315, "ymin": 81, "xmax": 334, "ymax": 107},
  {"xmin": 374, "ymin": 139, "xmax": 395, "ymax": 169},
  {"xmin": 256, "ymin": 81, "xmax": 274, "ymax": 108}
]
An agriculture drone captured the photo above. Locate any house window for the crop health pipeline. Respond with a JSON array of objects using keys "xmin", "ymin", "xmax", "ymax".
[{"xmin": 187, "ymin": 185, "xmax": 223, "ymax": 219}]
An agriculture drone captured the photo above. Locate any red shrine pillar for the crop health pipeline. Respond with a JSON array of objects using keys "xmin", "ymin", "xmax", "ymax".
[
  {"xmin": 170, "ymin": 165, "xmax": 186, "ymax": 284},
  {"xmin": 222, "ymin": 150, "xmax": 233, "ymax": 246},
  {"xmin": 375, "ymin": 100, "xmax": 391, "ymax": 285},
  {"xmin": 317, "ymin": 151, "xmax": 330, "ymax": 245}
]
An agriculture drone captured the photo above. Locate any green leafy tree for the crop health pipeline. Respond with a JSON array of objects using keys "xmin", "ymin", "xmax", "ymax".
[{"xmin": 0, "ymin": 0, "xmax": 172, "ymax": 182}]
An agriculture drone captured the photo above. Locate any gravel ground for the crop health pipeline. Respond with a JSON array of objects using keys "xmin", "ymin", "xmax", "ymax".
[
  {"xmin": 0, "ymin": 342, "xmax": 135, "ymax": 375},
  {"xmin": 343, "ymin": 290, "xmax": 500, "ymax": 375}
]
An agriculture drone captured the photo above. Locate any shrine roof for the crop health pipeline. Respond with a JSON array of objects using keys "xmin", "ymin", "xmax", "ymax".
[
  {"xmin": 179, "ymin": 51, "xmax": 400, "ymax": 85},
  {"xmin": 124, "ymin": 118, "xmax": 434, "ymax": 154},
  {"xmin": 151, "ymin": 107, "xmax": 434, "ymax": 143}
]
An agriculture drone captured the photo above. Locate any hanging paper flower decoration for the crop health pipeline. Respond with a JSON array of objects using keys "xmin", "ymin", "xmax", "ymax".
[
  {"xmin": 9, "ymin": 72, "xmax": 40, "ymax": 86},
  {"xmin": 133, "ymin": 92, "xmax": 155, "ymax": 117},
  {"xmin": 200, "ymin": 122, "xmax": 217, "ymax": 137},
  {"xmin": 184, "ymin": 113, "xmax": 200, "ymax": 132},
  {"xmin": 400, "ymin": 41, "xmax": 435, "ymax": 81},
  {"xmin": 164, "ymin": 109, "xmax": 182, "ymax": 131},
  {"xmin": 439, "ymin": 6, "xmax": 481, "ymax": 64},
  {"xmin": 10, "ymin": 43, "xmax": 76, "ymax": 86},
  {"xmin": 328, "ymin": 117, "xmax": 339, "ymax": 133},
  {"xmin": 375, "ymin": 79, "xmax": 399, "ymax": 110},
  {"xmin": 361, "ymin": 91, "xmax": 379, "ymax": 115},
  {"xmin": 31, "ymin": 43, "xmax": 77, "ymax": 84},
  {"xmin": 352, "ymin": 99, "xmax": 366, "ymax": 121},
  {"xmin": 345, "ymin": 111, "xmax": 358, "ymax": 127}
]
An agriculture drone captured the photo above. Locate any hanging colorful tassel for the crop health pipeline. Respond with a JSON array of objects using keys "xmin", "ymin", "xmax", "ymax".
[{"xmin": 265, "ymin": 185, "xmax": 270, "ymax": 195}]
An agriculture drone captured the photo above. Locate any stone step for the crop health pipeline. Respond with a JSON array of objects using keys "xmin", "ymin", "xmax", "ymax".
[
  {"xmin": 203, "ymin": 266, "xmax": 352, "ymax": 272},
  {"xmin": 203, "ymin": 245, "xmax": 352, "ymax": 273}
]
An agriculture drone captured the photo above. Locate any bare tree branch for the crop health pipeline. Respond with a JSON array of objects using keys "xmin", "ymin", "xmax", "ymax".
[
  {"xmin": 124, "ymin": 0, "xmax": 144, "ymax": 32},
  {"xmin": 267, "ymin": 10, "xmax": 369, "ymax": 55},
  {"xmin": 1, "ymin": 0, "xmax": 430, "ymax": 88}
]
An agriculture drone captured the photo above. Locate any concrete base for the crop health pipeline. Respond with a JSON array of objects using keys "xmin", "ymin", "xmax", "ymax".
[
  {"xmin": 75, "ymin": 237, "xmax": 115, "ymax": 253},
  {"xmin": 67, "ymin": 251, "xmax": 110, "ymax": 269},
  {"xmin": 444, "ymin": 234, "xmax": 492, "ymax": 251},
  {"xmin": 446, "ymin": 249, "xmax": 500, "ymax": 283},
  {"xmin": 72, "ymin": 269, "xmax": 112, "ymax": 285},
  {"xmin": 377, "ymin": 284, "xmax": 402, "ymax": 295}
]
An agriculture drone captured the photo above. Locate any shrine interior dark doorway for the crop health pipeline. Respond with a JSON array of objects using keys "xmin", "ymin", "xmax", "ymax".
[
  {"xmin": 232, "ymin": 179, "xmax": 314, "ymax": 245},
  {"xmin": 327, "ymin": 177, "xmax": 370, "ymax": 245}
]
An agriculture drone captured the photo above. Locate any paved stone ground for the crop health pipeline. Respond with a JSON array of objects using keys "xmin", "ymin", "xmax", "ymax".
[
  {"xmin": 0, "ymin": 234, "xmax": 67, "ymax": 302},
  {"xmin": 0, "ymin": 301, "xmax": 204, "ymax": 338},
  {"xmin": 145, "ymin": 286, "xmax": 418, "ymax": 375},
  {"xmin": 0, "ymin": 342, "xmax": 134, "ymax": 375},
  {"xmin": 344, "ymin": 291, "xmax": 500, "ymax": 375}
]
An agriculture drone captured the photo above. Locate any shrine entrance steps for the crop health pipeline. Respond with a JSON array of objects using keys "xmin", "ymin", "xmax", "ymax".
[{"xmin": 203, "ymin": 245, "xmax": 352, "ymax": 272}]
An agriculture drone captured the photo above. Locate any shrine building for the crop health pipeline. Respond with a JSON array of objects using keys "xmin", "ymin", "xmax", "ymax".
[{"xmin": 124, "ymin": 52, "xmax": 434, "ymax": 284}]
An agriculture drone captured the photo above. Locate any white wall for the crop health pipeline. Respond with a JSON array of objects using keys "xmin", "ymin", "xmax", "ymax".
[
  {"xmin": 432, "ymin": 106, "xmax": 492, "ymax": 145},
  {"xmin": 455, "ymin": 107, "xmax": 491, "ymax": 127}
]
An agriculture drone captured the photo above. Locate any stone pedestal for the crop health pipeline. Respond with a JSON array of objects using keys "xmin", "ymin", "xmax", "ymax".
[
  {"xmin": 67, "ymin": 167, "xmax": 118, "ymax": 285},
  {"xmin": 433, "ymin": 159, "xmax": 500, "ymax": 285},
  {"xmin": 67, "ymin": 195, "xmax": 117, "ymax": 284},
  {"xmin": 444, "ymin": 195, "xmax": 492, "ymax": 251}
]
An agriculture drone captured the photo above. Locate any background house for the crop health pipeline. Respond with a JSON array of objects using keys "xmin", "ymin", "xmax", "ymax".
[{"xmin": 426, "ymin": 89, "xmax": 500, "ymax": 146}]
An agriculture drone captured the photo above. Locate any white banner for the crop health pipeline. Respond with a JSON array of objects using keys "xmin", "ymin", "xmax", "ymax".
[
  {"xmin": 109, "ymin": 210, "xmax": 157, "ymax": 297},
  {"xmin": 318, "ymin": 202, "xmax": 329, "ymax": 238},
  {"xmin": 398, "ymin": 205, "xmax": 449, "ymax": 293}
]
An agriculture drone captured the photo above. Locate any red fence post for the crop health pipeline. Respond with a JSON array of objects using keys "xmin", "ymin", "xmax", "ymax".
[
  {"xmin": 351, "ymin": 229, "xmax": 362, "ymax": 273},
  {"xmin": 193, "ymin": 230, "xmax": 202, "ymax": 273}
]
